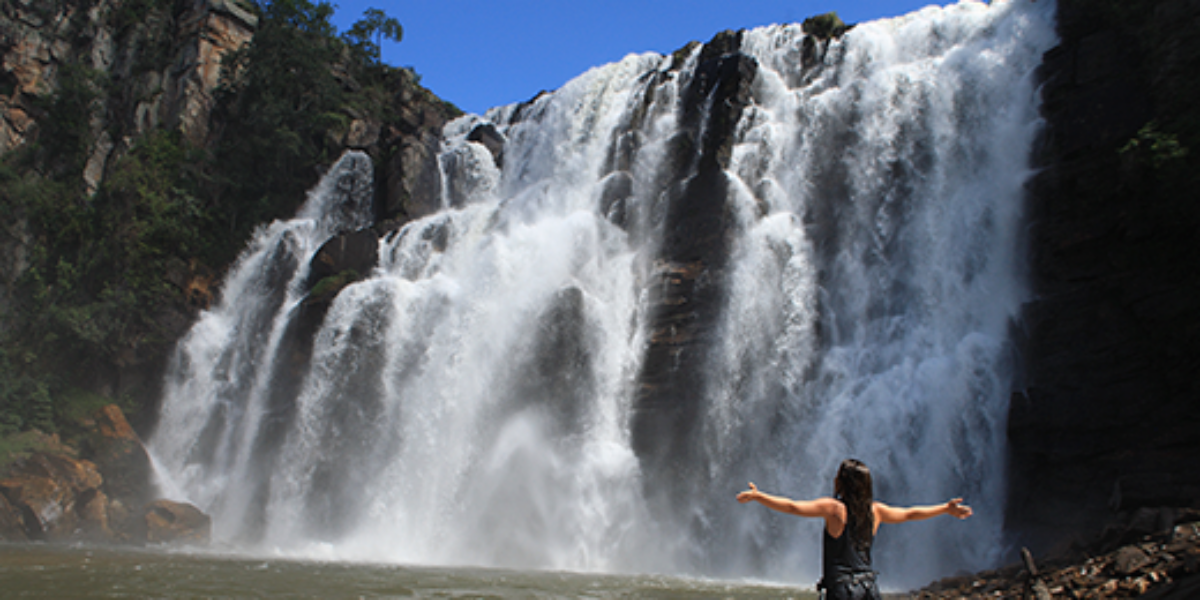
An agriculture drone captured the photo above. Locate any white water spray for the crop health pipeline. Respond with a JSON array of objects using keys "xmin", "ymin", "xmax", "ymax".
[{"xmin": 150, "ymin": 0, "xmax": 1057, "ymax": 588}]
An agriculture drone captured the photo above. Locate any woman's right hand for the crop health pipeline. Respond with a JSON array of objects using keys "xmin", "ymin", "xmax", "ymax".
[
  {"xmin": 737, "ymin": 482, "xmax": 760, "ymax": 503},
  {"xmin": 946, "ymin": 498, "xmax": 973, "ymax": 519}
]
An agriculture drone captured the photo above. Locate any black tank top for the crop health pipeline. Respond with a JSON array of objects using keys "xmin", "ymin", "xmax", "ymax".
[
  {"xmin": 821, "ymin": 520, "xmax": 873, "ymax": 581},
  {"xmin": 816, "ymin": 504, "xmax": 883, "ymax": 597}
]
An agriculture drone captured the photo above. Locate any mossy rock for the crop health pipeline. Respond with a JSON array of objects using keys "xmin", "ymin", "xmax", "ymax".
[{"xmin": 308, "ymin": 269, "xmax": 362, "ymax": 301}]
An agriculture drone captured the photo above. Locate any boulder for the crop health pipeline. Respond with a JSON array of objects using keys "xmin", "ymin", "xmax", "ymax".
[
  {"xmin": 0, "ymin": 490, "xmax": 28, "ymax": 541},
  {"xmin": 306, "ymin": 229, "xmax": 379, "ymax": 292},
  {"xmin": 467, "ymin": 122, "xmax": 505, "ymax": 167},
  {"xmin": 597, "ymin": 171, "xmax": 633, "ymax": 229},
  {"xmin": 79, "ymin": 404, "xmax": 153, "ymax": 510},
  {"xmin": 75, "ymin": 488, "xmax": 113, "ymax": 540},
  {"xmin": 143, "ymin": 499, "xmax": 211, "ymax": 545},
  {"xmin": 1114, "ymin": 545, "xmax": 1152, "ymax": 576},
  {"xmin": 0, "ymin": 452, "xmax": 104, "ymax": 540}
]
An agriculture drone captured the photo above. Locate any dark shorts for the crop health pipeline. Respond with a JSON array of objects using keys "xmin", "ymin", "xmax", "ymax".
[{"xmin": 819, "ymin": 572, "xmax": 882, "ymax": 600}]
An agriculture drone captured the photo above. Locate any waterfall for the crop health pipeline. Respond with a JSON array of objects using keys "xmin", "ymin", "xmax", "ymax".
[{"xmin": 149, "ymin": 0, "xmax": 1057, "ymax": 588}]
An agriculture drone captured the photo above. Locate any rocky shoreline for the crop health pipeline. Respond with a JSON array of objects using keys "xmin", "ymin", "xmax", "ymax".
[
  {"xmin": 0, "ymin": 405, "xmax": 209, "ymax": 545},
  {"xmin": 913, "ymin": 513, "xmax": 1200, "ymax": 599}
]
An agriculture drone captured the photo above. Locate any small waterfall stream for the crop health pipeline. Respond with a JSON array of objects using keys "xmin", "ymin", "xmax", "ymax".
[{"xmin": 150, "ymin": 0, "xmax": 1058, "ymax": 587}]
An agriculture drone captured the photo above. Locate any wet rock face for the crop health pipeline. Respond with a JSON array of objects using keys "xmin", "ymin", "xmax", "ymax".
[
  {"xmin": 306, "ymin": 229, "xmax": 380, "ymax": 293},
  {"xmin": 1008, "ymin": 0, "xmax": 1200, "ymax": 553},
  {"xmin": 630, "ymin": 30, "xmax": 758, "ymax": 504}
]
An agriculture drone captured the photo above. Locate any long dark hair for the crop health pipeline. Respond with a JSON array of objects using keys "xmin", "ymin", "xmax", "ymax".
[{"xmin": 834, "ymin": 458, "xmax": 875, "ymax": 552}]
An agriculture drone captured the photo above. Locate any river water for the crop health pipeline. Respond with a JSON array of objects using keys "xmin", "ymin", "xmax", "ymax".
[{"xmin": 0, "ymin": 544, "xmax": 812, "ymax": 599}]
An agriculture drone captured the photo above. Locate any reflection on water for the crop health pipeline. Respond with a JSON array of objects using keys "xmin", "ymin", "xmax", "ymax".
[{"xmin": 0, "ymin": 543, "xmax": 814, "ymax": 599}]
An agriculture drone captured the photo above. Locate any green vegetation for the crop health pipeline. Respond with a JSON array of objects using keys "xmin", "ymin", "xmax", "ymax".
[
  {"xmin": 801, "ymin": 12, "xmax": 847, "ymax": 40},
  {"xmin": 29, "ymin": 63, "xmax": 104, "ymax": 176},
  {"xmin": 0, "ymin": 0, "xmax": 447, "ymax": 438},
  {"xmin": 1121, "ymin": 121, "xmax": 1190, "ymax": 169},
  {"xmin": 309, "ymin": 269, "xmax": 362, "ymax": 299},
  {"xmin": 208, "ymin": 0, "xmax": 431, "ymax": 259},
  {"xmin": 0, "ymin": 130, "xmax": 203, "ymax": 435},
  {"xmin": 344, "ymin": 8, "xmax": 403, "ymax": 63},
  {"xmin": 0, "ymin": 430, "xmax": 68, "ymax": 474},
  {"xmin": 211, "ymin": 0, "xmax": 348, "ymax": 245}
]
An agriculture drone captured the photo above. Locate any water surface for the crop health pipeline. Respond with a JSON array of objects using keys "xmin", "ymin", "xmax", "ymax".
[{"xmin": 0, "ymin": 544, "xmax": 814, "ymax": 599}]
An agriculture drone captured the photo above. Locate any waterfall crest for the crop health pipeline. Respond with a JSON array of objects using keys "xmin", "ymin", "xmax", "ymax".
[{"xmin": 150, "ymin": 0, "xmax": 1058, "ymax": 587}]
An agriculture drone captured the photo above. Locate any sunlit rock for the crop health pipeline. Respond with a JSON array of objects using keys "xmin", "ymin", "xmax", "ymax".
[{"xmin": 0, "ymin": 452, "xmax": 103, "ymax": 540}]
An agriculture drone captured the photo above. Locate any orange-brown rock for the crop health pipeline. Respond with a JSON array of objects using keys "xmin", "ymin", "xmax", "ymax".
[
  {"xmin": 168, "ymin": 0, "xmax": 258, "ymax": 145},
  {"xmin": 143, "ymin": 499, "xmax": 211, "ymax": 545},
  {"xmin": 0, "ymin": 452, "xmax": 104, "ymax": 540},
  {"xmin": 79, "ymin": 404, "xmax": 153, "ymax": 509}
]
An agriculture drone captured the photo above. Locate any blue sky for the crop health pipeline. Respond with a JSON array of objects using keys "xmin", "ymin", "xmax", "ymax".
[{"xmin": 329, "ymin": 1, "xmax": 957, "ymax": 115}]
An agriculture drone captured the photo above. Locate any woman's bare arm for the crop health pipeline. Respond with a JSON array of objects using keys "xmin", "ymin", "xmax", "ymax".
[
  {"xmin": 737, "ymin": 482, "xmax": 843, "ymax": 519},
  {"xmin": 874, "ymin": 498, "xmax": 973, "ymax": 525}
]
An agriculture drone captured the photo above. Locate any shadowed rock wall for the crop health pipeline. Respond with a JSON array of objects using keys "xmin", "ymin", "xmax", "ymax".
[{"xmin": 1009, "ymin": 0, "xmax": 1200, "ymax": 554}]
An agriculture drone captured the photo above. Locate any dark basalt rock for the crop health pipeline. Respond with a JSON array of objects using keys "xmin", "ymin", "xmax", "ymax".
[
  {"xmin": 306, "ymin": 228, "xmax": 379, "ymax": 295},
  {"xmin": 1008, "ymin": 0, "xmax": 1200, "ymax": 556},
  {"xmin": 467, "ymin": 122, "xmax": 506, "ymax": 167},
  {"xmin": 503, "ymin": 286, "xmax": 595, "ymax": 437},
  {"xmin": 382, "ymin": 130, "xmax": 445, "ymax": 223},
  {"xmin": 630, "ymin": 30, "xmax": 758, "ymax": 506},
  {"xmin": 597, "ymin": 171, "xmax": 633, "ymax": 229}
]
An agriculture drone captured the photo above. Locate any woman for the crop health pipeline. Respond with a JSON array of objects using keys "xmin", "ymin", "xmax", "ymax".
[{"xmin": 736, "ymin": 459, "xmax": 973, "ymax": 600}]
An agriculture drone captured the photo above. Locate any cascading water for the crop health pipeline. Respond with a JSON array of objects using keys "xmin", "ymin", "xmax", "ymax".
[{"xmin": 149, "ymin": 0, "xmax": 1057, "ymax": 589}]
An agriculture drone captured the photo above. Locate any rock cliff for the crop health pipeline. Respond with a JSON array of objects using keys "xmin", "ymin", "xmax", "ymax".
[
  {"xmin": 0, "ymin": 0, "xmax": 458, "ymax": 435},
  {"xmin": 0, "ymin": 0, "xmax": 257, "ymax": 188},
  {"xmin": 1009, "ymin": 0, "xmax": 1200, "ymax": 556}
]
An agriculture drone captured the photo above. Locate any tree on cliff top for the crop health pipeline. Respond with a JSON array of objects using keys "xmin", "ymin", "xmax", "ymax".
[
  {"xmin": 210, "ymin": 0, "xmax": 412, "ymax": 252},
  {"xmin": 210, "ymin": 0, "xmax": 348, "ymax": 243},
  {"xmin": 344, "ymin": 7, "xmax": 403, "ymax": 63}
]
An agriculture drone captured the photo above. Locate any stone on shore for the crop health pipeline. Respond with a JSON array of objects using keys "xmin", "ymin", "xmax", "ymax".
[
  {"xmin": 79, "ymin": 404, "xmax": 154, "ymax": 510},
  {"xmin": 143, "ymin": 499, "xmax": 211, "ymax": 545},
  {"xmin": 0, "ymin": 451, "xmax": 106, "ymax": 541},
  {"xmin": 914, "ymin": 517, "xmax": 1200, "ymax": 599}
]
